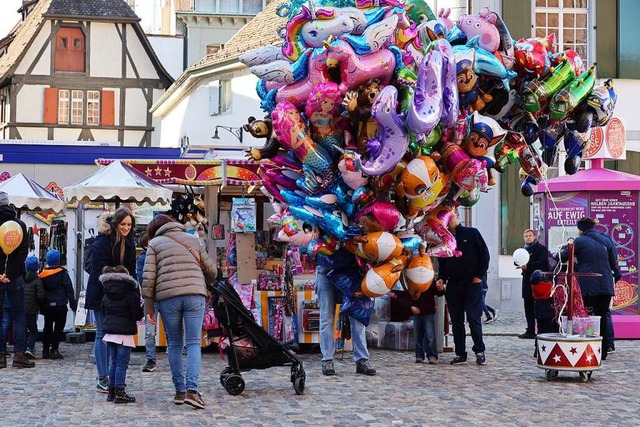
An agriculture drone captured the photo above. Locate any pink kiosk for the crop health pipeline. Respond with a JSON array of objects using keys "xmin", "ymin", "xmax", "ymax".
[{"xmin": 533, "ymin": 155, "xmax": 640, "ymax": 340}]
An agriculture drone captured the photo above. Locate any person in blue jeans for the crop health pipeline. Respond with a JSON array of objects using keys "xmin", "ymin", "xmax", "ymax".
[
  {"xmin": 316, "ymin": 265, "xmax": 376, "ymax": 376},
  {"xmin": 481, "ymin": 274, "xmax": 498, "ymax": 323},
  {"xmin": 410, "ymin": 281, "xmax": 446, "ymax": 364},
  {"xmin": 136, "ymin": 233, "xmax": 158, "ymax": 373},
  {"xmin": 2, "ymin": 291, "xmax": 11, "ymax": 350}
]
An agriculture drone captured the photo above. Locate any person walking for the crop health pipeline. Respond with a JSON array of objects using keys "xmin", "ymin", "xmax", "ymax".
[
  {"xmin": 518, "ymin": 229, "xmax": 550, "ymax": 339},
  {"xmin": 86, "ymin": 208, "xmax": 137, "ymax": 392},
  {"xmin": 39, "ymin": 250, "xmax": 77, "ymax": 359},
  {"xmin": 24, "ymin": 256, "xmax": 44, "ymax": 359},
  {"xmin": 100, "ymin": 265, "xmax": 144, "ymax": 403},
  {"xmin": 137, "ymin": 233, "xmax": 157, "ymax": 373},
  {"xmin": 481, "ymin": 273, "xmax": 498, "ymax": 323},
  {"xmin": 142, "ymin": 214, "xmax": 217, "ymax": 409},
  {"xmin": 436, "ymin": 209, "xmax": 490, "ymax": 366},
  {"xmin": 0, "ymin": 191, "xmax": 34, "ymax": 369}
]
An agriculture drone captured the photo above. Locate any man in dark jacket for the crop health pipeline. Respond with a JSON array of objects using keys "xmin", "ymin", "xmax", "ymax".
[
  {"xmin": 0, "ymin": 191, "xmax": 34, "ymax": 369},
  {"xmin": 436, "ymin": 209, "xmax": 490, "ymax": 366},
  {"xmin": 518, "ymin": 229, "xmax": 551, "ymax": 339}
]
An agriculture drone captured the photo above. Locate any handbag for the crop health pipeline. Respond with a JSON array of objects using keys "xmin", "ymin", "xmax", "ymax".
[{"xmin": 202, "ymin": 306, "xmax": 219, "ymax": 331}]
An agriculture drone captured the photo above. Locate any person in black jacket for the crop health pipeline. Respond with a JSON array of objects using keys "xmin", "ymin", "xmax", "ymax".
[
  {"xmin": 0, "ymin": 191, "xmax": 34, "ymax": 369},
  {"xmin": 24, "ymin": 256, "xmax": 45, "ymax": 359},
  {"xmin": 39, "ymin": 250, "xmax": 77, "ymax": 360},
  {"xmin": 436, "ymin": 209, "xmax": 490, "ymax": 366},
  {"xmin": 86, "ymin": 208, "xmax": 136, "ymax": 392},
  {"xmin": 518, "ymin": 229, "xmax": 550, "ymax": 339},
  {"xmin": 100, "ymin": 266, "xmax": 144, "ymax": 404}
]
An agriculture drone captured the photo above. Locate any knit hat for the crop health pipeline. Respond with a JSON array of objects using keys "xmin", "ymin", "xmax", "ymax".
[
  {"xmin": 577, "ymin": 217, "xmax": 596, "ymax": 232},
  {"xmin": 46, "ymin": 249, "xmax": 61, "ymax": 267},
  {"xmin": 26, "ymin": 256, "xmax": 39, "ymax": 272},
  {"xmin": 0, "ymin": 191, "xmax": 9, "ymax": 207}
]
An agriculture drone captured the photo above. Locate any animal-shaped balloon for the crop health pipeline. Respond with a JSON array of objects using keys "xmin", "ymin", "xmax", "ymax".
[
  {"xmin": 345, "ymin": 231, "xmax": 404, "ymax": 263},
  {"xmin": 447, "ymin": 7, "xmax": 501, "ymax": 53},
  {"xmin": 354, "ymin": 201, "xmax": 402, "ymax": 233},
  {"xmin": 361, "ymin": 256, "xmax": 408, "ymax": 297},
  {"xmin": 404, "ymin": 251, "xmax": 435, "ymax": 296},
  {"xmin": 243, "ymin": 116, "xmax": 280, "ymax": 161},
  {"xmin": 276, "ymin": 210, "xmax": 321, "ymax": 248},
  {"xmin": 586, "ymin": 78, "xmax": 617, "ymax": 127},
  {"xmin": 397, "ymin": 156, "xmax": 447, "ymax": 218},
  {"xmin": 439, "ymin": 140, "xmax": 487, "ymax": 192},
  {"xmin": 407, "ymin": 49, "xmax": 443, "ymax": 138},
  {"xmin": 343, "ymin": 79, "xmax": 382, "ymax": 154}
]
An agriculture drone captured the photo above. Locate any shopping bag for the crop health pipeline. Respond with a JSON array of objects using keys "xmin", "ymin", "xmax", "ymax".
[{"xmin": 74, "ymin": 290, "xmax": 88, "ymax": 327}]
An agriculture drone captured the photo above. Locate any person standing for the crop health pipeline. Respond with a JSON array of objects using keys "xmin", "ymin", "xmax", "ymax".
[
  {"xmin": 137, "ymin": 233, "xmax": 157, "ymax": 373},
  {"xmin": 436, "ymin": 209, "xmax": 490, "ymax": 366},
  {"xmin": 594, "ymin": 228, "xmax": 621, "ymax": 354},
  {"xmin": 0, "ymin": 191, "xmax": 34, "ymax": 369},
  {"xmin": 143, "ymin": 214, "xmax": 217, "ymax": 409},
  {"xmin": 481, "ymin": 273, "xmax": 498, "ymax": 323},
  {"xmin": 86, "ymin": 209, "xmax": 137, "ymax": 392},
  {"xmin": 24, "ymin": 256, "xmax": 45, "ymax": 359},
  {"xmin": 518, "ymin": 229, "xmax": 550, "ymax": 339}
]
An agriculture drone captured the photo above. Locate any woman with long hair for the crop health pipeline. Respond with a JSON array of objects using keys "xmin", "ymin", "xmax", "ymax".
[
  {"xmin": 142, "ymin": 214, "xmax": 217, "ymax": 409},
  {"xmin": 86, "ymin": 208, "xmax": 136, "ymax": 393}
]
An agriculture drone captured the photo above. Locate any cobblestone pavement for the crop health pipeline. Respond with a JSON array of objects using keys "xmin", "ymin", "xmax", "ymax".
[{"xmin": 1, "ymin": 311, "xmax": 638, "ymax": 426}]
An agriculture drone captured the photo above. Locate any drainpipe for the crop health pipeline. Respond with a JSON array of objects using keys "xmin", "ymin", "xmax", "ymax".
[{"xmin": 182, "ymin": 19, "xmax": 188, "ymax": 70}]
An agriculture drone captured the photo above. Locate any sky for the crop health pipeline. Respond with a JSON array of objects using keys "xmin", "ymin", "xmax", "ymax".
[{"xmin": 0, "ymin": 0, "xmax": 25, "ymax": 38}]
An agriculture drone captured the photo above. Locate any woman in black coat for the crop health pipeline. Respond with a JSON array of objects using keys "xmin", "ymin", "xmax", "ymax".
[{"xmin": 86, "ymin": 208, "xmax": 136, "ymax": 392}]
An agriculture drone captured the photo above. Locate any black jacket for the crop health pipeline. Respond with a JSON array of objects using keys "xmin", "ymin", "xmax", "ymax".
[
  {"xmin": 564, "ymin": 230, "xmax": 616, "ymax": 297},
  {"xmin": 101, "ymin": 272, "xmax": 144, "ymax": 335},
  {"xmin": 86, "ymin": 214, "xmax": 137, "ymax": 310},
  {"xmin": 24, "ymin": 271, "xmax": 45, "ymax": 315},
  {"xmin": 591, "ymin": 230, "xmax": 622, "ymax": 282},
  {"xmin": 437, "ymin": 225, "xmax": 490, "ymax": 285},
  {"xmin": 522, "ymin": 240, "xmax": 550, "ymax": 298},
  {"xmin": 0, "ymin": 206, "xmax": 29, "ymax": 280},
  {"xmin": 40, "ymin": 267, "xmax": 77, "ymax": 312}
]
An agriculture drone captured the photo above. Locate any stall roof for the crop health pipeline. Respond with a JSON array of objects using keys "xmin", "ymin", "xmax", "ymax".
[
  {"xmin": 0, "ymin": 172, "xmax": 65, "ymax": 213},
  {"xmin": 536, "ymin": 166, "xmax": 640, "ymax": 192}
]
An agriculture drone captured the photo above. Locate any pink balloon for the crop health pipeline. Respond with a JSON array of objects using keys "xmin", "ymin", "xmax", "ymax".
[
  {"xmin": 421, "ymin": 201, "xmax": 461, "ymax": 258},
  {"xmin": 338, "ymin": 151, "xmax": 369, "ymax": 189}
]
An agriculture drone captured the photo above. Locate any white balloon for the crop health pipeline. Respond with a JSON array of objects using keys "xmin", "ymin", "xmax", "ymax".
[{"xmin": 512, "ymin": 248, "xmax": 530, "ymax": 267}]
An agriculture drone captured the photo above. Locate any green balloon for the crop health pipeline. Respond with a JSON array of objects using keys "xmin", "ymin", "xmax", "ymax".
[{"xmin": 522, "ymin": 60, "xmax": 576, "ymax": 113}]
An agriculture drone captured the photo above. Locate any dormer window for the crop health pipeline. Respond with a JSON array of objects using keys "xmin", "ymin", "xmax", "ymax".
[{"xmin": 55, "ymin": 27, "xmax": 85, "ymax": 72}]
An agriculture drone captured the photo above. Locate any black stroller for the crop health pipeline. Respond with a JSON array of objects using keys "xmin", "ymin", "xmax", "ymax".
[{"xmin": 210, "ymin": 280, "xmax": 305, "ymax": 396}]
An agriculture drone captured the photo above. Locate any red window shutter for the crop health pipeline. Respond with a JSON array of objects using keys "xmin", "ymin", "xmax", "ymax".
[
  {"xmin": 101, "ymin": 90, "xmax": 115, "ymax": 126},
  {"xmin": 43, "ymin": 88, "xmax": 58, "ymax": 124}
]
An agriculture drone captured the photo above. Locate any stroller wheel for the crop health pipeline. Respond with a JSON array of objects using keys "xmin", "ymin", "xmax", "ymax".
[
  {"xmin": 291, "ymin": 364, "xmax": 300, "ymax": 383},
  {"xmin": 293, "ymin": 373, "xmax": 305, "ymax": 395},
  {"xmin": 220, "ymin": 367, "xmax": 233, "ymax": 387},
  {"xmin": 224, "ymin": 374, "xmax": 245, "ymax": 396}
]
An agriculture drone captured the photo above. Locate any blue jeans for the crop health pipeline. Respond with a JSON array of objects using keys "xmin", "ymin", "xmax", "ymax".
[
  {"xmin": 157, "ymin": 295, "xmax": 205, "ymax": 393},
  {"xmin": 144, "ymin": 305, "xmax": 159, "ymax": 362},
  {"xmin": 107, "ymin": 342, "xmax": 132, "ymax": 389},
  {"xmin": 316, "ymin": 266, "xmax": 369, "ymax": 363},
  {"xmin": 93, "ymin": 309, "xmax": 109, "ymax": 379},
  {"xmin": 25, "ymin": 313, "xmax": 38, "ymax": 352},
  {"xmin": 0, "ymin": 278, "xmax": 27, "ymax": 352},
  {"xmin": 414, "ymin": 314, "xmax": 437, "ymax": 360},
  {"xmin": 482, "ymin": 289, "xmax": 496, "ymax": 320},
  {"xmin": 445, "ymin": 281, "xmax": 485, "ymax": 357}
]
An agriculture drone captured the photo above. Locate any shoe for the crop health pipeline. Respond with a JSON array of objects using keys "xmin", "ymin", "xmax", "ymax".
[
  {"xmin": 174, "ymin": 391, "xmax": 186, "ymax": 405},
  {"xmin": 494, "ymin": 309, "xmax": 500, "ymax": 321},
  {"xmin": 142, "ymin": 360, "xmax": 157, "ymax": 372},
  {"xmin": 107, "ymin": 387, "xmax": 116, "ymax": 402},
  {"xmin": 42, "ymin": 348, "xmax": 50, "ymax": 359},
  {"xmin": 12, "ymin": 351, "xmax": 35, "ymax": 368},
  {"xmin": 476, "ymin": 352, "xmax": 487, "ymax": 365},
  {"xmin": 415, "ymin": 358, "xmax": 424, "ymax": 363},
  {"xmin": 518, "ymin": 332, "xmax": 536, "ymax": 339},
  {"xmin": 97, "ymin": 376, "xmax": 110, "ymax": 393},
  {"xmin": 484, "ymin": 316, "xmax": 495, "ymax": 324},
  {"xmin": 114, "ymin": 389, "xmax": 136, "ymax": 404},
  {"xmin": 428, "ymin": 357, "xmax": 438, "ymax": 365},
  {"xmin": 0, "ymin": 353, "xmax": 6, "ymax": 369},
  {"xmin": 607, "ymin": 347, "xmax": 615, "ymax": 354},
  {"xmin": 50, "ymin": 349, "xmax": 64, "ymax": 360},
  {"xmin": 321, "ymin": 359, "xmax": 335, "ymax": 376},
  {"xmin": 450, "ymin": 355, "xmax": 467, "ymax": 365},
  {"xmin": 24, "ymin": 350, "xmax": 36, "ymax": 359},
  {"xmin": 184, "ymin": 390, "xmax": 205, "ymax": 409},
  {"xmin": 355, "ymin": 359, "xmax": 376, "ymax": 376}
]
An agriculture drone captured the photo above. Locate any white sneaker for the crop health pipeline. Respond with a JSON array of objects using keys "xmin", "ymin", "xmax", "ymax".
[{"xmin": 493, "ymin": 309, "xmax": 500, "ymax": 321}]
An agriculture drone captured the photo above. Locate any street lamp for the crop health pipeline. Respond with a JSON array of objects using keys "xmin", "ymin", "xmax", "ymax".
[{"xmin": 212, "ymin": 125, "xmax": 243, "ymax": 144}]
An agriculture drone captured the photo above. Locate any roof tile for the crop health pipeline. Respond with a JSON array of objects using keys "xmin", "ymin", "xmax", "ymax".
[{"xmin": 47, "ymin": 0, "xmax": 138, "ymax": 19}]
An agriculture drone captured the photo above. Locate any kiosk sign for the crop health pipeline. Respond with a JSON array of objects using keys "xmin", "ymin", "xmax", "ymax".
[{"xmin": 584, "ymin": 117, "xmax": 626, "ymax": 160}]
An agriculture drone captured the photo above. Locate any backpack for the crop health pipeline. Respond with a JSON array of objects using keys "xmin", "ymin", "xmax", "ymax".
[{"xmin": 83, "ymin": 237, "xmax": 95, "ymax": 274}]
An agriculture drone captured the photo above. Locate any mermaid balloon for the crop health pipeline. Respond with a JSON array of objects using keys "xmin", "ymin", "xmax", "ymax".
[{"xmin": 305, "ymin": 82, "xmax": 346, "ymax": 162}]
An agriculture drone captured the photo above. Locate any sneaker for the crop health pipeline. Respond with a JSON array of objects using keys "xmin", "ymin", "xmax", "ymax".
[
  {"xmin": 355, "ymin": 359, "xmax": 376, "ymax": 376},
  {"xmin": 184, "ymin": 390, "xmax": 205, "ymax": 409},
  {"xmin": 484, "ymin": 316, "xmax": 495, "ymax": 324},
  {"xmin": 415, "ymin": 358, "xmax": 424, "ymax": 363},
  {"xmin": 476, "ymin": 352, "xmax": 487, "ymax": 365},
  {"xmin": 114, "ymin": 389, "xmax": 136, "ymax": 404},
  {"xmin": 427, "ymin": 357, "xmax": 438, "ymax": 365},
  {"xmin": 607, "ymin": 347, "xmax": 615, "ymax": 354},
  {"xmin": 321, "ymin": 359, "xmax": 335, "ymax": 376},
  {"xmin": 518, "ymin": 331, "xmax": 536, "ymax": 339},
  {"xmin": 142, "ymin": 360, "xmax": 157, "ymax": 372},
  {"xmin": 24, "ymin": 350, "xmax": 36, "ymax": 359},
  {"xmin": 494, "ymin": 309, "xmax": 500, "ymax": 321},
  {"xmin": 50, "ymin": 349, "xmax": 64, "ymax": 360},
  {"xmin": 450, "ymin": 355, "xmax": 467, "ymax": 365},
  {"xmin": 174, "ymin": 391, "xmax": 186, "ymax": 405},
  {"xmin": 97, "ymin": 376, "xmax": 110, "ymax": 393}
]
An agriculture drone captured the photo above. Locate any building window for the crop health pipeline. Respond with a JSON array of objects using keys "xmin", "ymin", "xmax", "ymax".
[
  {"xmin": 54, "ymin": 27, "xmax": 85, "ymax": 72},
  {"xmin": 219, "ymin": 0, "xmax": 239, "ymax": 13},
  {"xmin": 208, "ymin": 79, "xmax": 232, "ymax": 115},
  {"xmin": 206, "ymin": 44, "xmax": 222, "ymax": 56},
  {"xmin": 71, "ymin": 90, "xmax": 84, "ymax": 125},
  {"xmin": 618, "ymin": 0, "xmax": 640, "ymax": 78},
  {"xmin": 87, "ymin": 91, "xmax": 100, "ymax": 126},
  {"xmin": 58, "ymin": 90, "xmax": 70, "ymax": 124},
  {"xmin": 534, "ymin": 0, "xmax": 589, "ymax": 62},
  {"xmin": 431, "ymin": 0, "xmax": 469, "ymax": 21},
  {"xmin": 220, "ymin": 79, "xmax": 232, "ymax": 113},
  {"xmin": 243, "ymin": 0, "xmax": 262, "ymax": 14}
]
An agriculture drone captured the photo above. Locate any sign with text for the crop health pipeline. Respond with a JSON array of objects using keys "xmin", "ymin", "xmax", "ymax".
[
  {"xmin": 545, "ymin": 192, "xmax": 587, "ymax": 252},
  {"xmin": 584, "ymin": 118, "xmax": 626, "ymax": 160}
]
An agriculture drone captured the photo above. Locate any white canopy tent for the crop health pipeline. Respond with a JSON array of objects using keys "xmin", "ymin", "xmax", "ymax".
[{"xmin": 0, "ymin": 173, "xmax": 66, "ymax": 213}]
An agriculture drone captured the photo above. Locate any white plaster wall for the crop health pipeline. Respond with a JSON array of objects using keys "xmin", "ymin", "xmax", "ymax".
[
  {"xmin": 125, "ymin": 25, "xmax": 159, "ymax": 79},
  {"xmin": 55, "ymin": 128, "xmax": 82, "ymax": 141},
  {"xmin": 148, "ymin": 35, "xmax": 184, "ymax": 79},
  {"xmin": 0, "ymin": 163, "xmax": 96, "ymax": 188},
  {"xmin": 15, "ymin": 85, "xmax": 46, "ymax": 122},
  {"xmin": 15, "ymin": 21, "xmax": 51, "ymax": 75},
  {"xmin": 16, "ymin": 127, "xmax": 47, "ymax": 140},
  {"xmin": 123, "ymin": 130, "xmax": 145, "ymax": 146},
  {"xmin": 125, "ymin": 88, "xmax": 148, "ymax": 126},
  {"xmin": 186, "ymin": 25, "xmax": 241, "ymax": 67},
  {"xmin": 91, "ymin": 129, "xmax": 119, "ymax": 143},
  {"xmin": 90, "ymin": 23, "xmax": 123, "ymax": 78}
]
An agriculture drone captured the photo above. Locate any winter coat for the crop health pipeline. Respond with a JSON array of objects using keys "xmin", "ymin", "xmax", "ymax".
[
  {"xmin": 100, "ymin": 271, "xmax": 144, "ymax": 335},
  {"xmin": 590, "ymin": 231, "xmax": 622, "ymax": 282},
  {"xmin": 142, "ymin": 222, "xmax": 217, "ymax": 316},
  {"xmin": 86, "ymin": 212, "xmax": 137, "ymax": 310},
  {"xmin": 522, "ymin": 240, "xmax": 550, "ymax": 299},
  {"xmin": 39, "ymin": 267, "xmax": 77, "ymax": 312},
  {"xmin": 437, "ymin": 225, "xmax": 490, "ymax": 285},
  {"xmin": 565, "ymin": 230, "xmax": 616, "ymax": 297},
  {"xmin": 394, "ymin": 285, "xmax": 445, "ymax": 316},
  {"xmin": 0, "ymin": 205, "xmax": 29, "ymax": 281},
  {"xmin": 24, "ymin": 271, "xmax": 45, "ymax": 315}
]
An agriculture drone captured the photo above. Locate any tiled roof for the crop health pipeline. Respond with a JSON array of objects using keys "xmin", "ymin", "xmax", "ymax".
[
  {"xmin": 191, "ymin": 0, "xmax": 286, "ymax": 68},
  {"xmin": 47, "ymin": 0, "xmax": 138, "ymax": 19},
  {"xmin": 174, "ymin": 0, "xmax": 193, "ymax": 11}
]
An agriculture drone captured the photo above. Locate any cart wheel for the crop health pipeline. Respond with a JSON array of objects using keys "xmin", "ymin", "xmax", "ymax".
[
  {"xmin": 220, "ymin": 367, "xmax": 233, "ymax": 387},
  {"xmin": 579, "ymin": 371, "xmax": 592, "ymax": 383},
  {"xmin": 293, "ymin": 373, "xmax": 305, "ymax": 395},
  {"xmin": 224, "ymin": 374, "xmax": 245, "ymax": 396},
  {"xmin": 291, "ymin": 364, "xmax": 301, "ymax": 383},
  {"xmin": 545, "ymin": 370, "xmax": 553, "ymax": 381}
]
